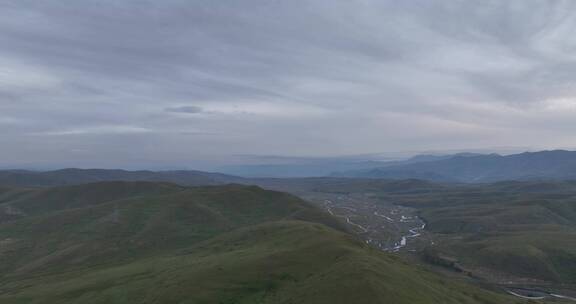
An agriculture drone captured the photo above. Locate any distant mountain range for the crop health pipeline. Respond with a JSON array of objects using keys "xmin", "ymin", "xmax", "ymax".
[
  {"xmin": 0, "ymin": 168, "xmax": 243, "ymax": 187},
  {"xmin": 219, "ymin": 160, "xmax": 389, "ymax": 177},
  {"xmin": 4, "ymin": 150, "xmax": 576, "ymax": 187},
  {"xmin": 218, "ymin": 153, "xmax": 483, "ymax": 178},
  {"xmin": 332, "ymin": 150, "xmax": 576, "ymax": 182}
]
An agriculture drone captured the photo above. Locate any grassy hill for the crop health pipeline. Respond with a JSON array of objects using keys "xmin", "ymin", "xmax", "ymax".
[
  {"xmin": 0, "ymin": 183, "xmax": 345, "ymax": 275},
  {"xmin": 0, "ymin": 221, "xmax": 515, "ymax": 304},
  {"xmin": 261, "ymin": 177, "xmax": 576, "ymax": 287},
  {"xmin": 370, "ymin": 181, "xmax": 576, "ymax": 284},
  {"xmin": 0, "ymin": 169, "xmax": 243, "ymax": 187},
  {"xmin": 0, "ymin": 182, "xmax": 517, "ymax": 303}
]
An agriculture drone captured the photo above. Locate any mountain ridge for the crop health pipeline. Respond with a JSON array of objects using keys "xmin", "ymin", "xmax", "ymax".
[
  {"xmin": 334, "ymin": 150, "xmax": 576, "ymax": 182},
  {"xmin": 0, "ymin": 168, "xmax": 244, "ymax": 187}
]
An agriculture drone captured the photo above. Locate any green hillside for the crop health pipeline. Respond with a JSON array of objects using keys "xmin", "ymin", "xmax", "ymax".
[
  {"xmin": 2, "ymin": 181, "xmax": 185, "ymax": 216},
  {"xmin": 0, "ymin": 221, "xmax": 515, "ymax": 304},
  {"xmin": 0, "ymin": 182, "xmax": 517, "ymax": 303},
  {"xmin": 257, "ymin": 177, "xmax": 576, "ymax": 287},
  {"xmin": 369, "ymin": 181, "xmax": 576, "ymax": 284},
  {"xmin": 0, "ymin": 183, "xmax": 345, "ymax": 275}
]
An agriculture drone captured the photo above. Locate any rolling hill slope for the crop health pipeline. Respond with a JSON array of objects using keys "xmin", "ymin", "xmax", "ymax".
[
  {"xmin": 260, "ymin": 177, "xmax": 576, "ymax": 290},
  {"xmin": 367, "ymin": 181, "xmax": 576, "ymax": 285},
  {"xmin": 0, "ymin": 182, "xmax": 517, "ymax": 303},
  {"xmin": 0, "ymin": 221, "xmax": 516, "ymax": 304}
]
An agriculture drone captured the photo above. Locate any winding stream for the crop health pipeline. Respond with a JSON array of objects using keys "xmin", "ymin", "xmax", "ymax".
[{"xmin": 506, "ymin": 287, "xmax": 576, "ymax": 301}]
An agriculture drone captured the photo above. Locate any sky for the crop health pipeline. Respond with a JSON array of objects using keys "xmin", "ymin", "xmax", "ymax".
[{"xmin": 2, "ymin": 0, "xmax": 576, "ymax": 169}]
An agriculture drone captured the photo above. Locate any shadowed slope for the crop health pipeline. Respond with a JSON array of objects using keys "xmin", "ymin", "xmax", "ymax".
[
  {"xmin": 0, "ymin": 221, "xmax": 517, "ymax": 304},
  {"xmin": 0, "ymin": 182, "xmax": 518, "ymax": 303}
]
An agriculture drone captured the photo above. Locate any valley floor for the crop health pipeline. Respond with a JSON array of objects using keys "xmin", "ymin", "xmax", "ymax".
[{"xmin": 300, "ymin": 192, "xmax": 576, "ymax": 303}]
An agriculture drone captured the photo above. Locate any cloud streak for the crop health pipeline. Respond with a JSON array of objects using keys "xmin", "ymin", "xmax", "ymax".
[{"xmin": 165, "ymin": 106, "xmax": 204, "ymax": 114}]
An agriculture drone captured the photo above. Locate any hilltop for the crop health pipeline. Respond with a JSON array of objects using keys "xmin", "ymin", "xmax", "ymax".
[{"xmin": 0, "ymin": 181, "xmax": 517, "ymax": 303}]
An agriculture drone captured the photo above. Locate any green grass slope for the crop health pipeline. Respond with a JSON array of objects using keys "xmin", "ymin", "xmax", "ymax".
[
  {"xmin": 366, "ymin": 181, "xmax": 576, "ymax": 284},
  {"xmin": 266, "ymin": 178, "xmax": 576, "ymax": 285},
  {"xmin": 3, "ymin": 181, "xmax": 185, "ymax": 216},
  {"xmin": 0, "ymin": 183, "xmax": 345, "ymax": 275},
  {"xmin": 0, "ymin": 221, "xmax": 517, "ymax": 304},
  {"xmin": 0, "ymin": 182, "xmax": 519, "ymax": 303}
]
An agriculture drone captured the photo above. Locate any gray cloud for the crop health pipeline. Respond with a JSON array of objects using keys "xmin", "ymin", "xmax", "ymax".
[
  {"xmin": 165, "ymin": 106, "xmax": 204, "ymax": 114},
  {"xmin": 1, "ymin": 0, "xmax": 576, "ymax": 169}
]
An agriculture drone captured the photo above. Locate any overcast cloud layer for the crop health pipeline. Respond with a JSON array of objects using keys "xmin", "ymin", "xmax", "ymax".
[{"xmin": 2, "ymin": 0, "xmax": 576, "ymax": 168}]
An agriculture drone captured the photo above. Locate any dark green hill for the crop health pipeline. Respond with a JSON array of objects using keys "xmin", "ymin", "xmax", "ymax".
[
  {"xmin": 0, "ymin": 182, "xmax": 517, "ymax": 303},
  {"xmin": 0, "ymin": 168, "xmax": 243, "ymax": 187},
  {"xmin": 267, "ymin": 177, "xmax": 576, "ymax": 287},
  {"xmin": 0, "ymin": 221, "xmax": 515, "ymax": 304},
  {"xmin": 364, "ymin": 181, "xmax": 576, "ymax": 284},
  {"xmin": 0, "ymin": 183, "xmax": 346, "ymax": 275},
  {"xmin": 3, "ymin": 181, "xmax": 185, "ymax": 216}
]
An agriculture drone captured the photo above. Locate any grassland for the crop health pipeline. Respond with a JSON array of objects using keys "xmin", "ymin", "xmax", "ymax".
[
  {"xmin": 286, "ymin": 178, "xmax": 576, "ymax": 286},
  {"xmin": 0, "ymin": 221, "xmax": 516, "ymax": 304},
  {"xmin": 0, "ymin": 181, "xmax": 519, "ymax": 303}
]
